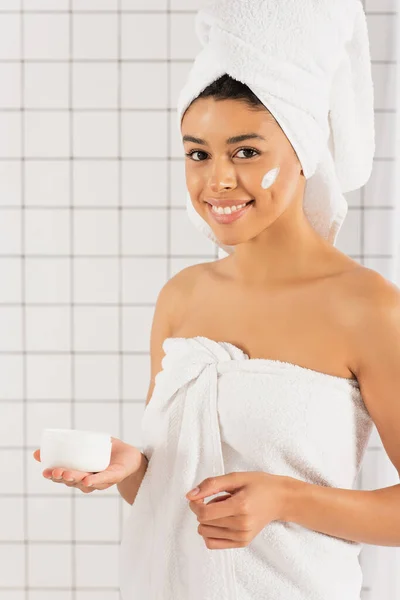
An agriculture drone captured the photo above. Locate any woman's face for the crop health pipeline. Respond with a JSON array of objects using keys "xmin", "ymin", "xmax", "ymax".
[{"xmin": 181, "ymin": 97, "xmax": 305, "ymax": 249}]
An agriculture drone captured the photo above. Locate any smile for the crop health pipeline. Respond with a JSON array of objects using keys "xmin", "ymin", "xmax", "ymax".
[{"xmin": 206, "ymin": 200, "xmax": 254, "ymax": 224}]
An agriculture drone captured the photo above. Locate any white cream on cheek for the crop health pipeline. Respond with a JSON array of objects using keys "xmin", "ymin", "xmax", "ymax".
[{"xmin": 261, "ymin": 167, "xmax": 280, "ymax": 190}]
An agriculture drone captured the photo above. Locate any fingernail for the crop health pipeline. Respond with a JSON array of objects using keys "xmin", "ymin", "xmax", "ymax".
[
  {"xmin": 64, "ymin": 477, "xmax": 74, "ymax": 482},
  {"xmin": 188, "ymin": 487, "xmax": 200, "ymax": 496}
]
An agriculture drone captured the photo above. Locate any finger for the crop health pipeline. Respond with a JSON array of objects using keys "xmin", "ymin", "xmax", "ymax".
[
  {"xmin": 33, "ymin": 449, "xmax": 41, "ymax": 462},
  {"xmin": 198, "ymin": 524, "xmax": 238, "ymax": 541},
  {"xmin": 189, "ymin": 493, "xmax": 237, "ymax": 521},
  {"xmin": 50, "ymin": 468, "xmax": 90, "ymax": 482},
  {"xmin": 80, "ymin": 464, "xmax": 125, "ymax": 488}
]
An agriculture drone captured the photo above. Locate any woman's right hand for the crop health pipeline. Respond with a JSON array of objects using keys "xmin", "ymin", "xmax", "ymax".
[{"xmin": 33, "ymin": 437, "xmax": 145, "ymax": 494}]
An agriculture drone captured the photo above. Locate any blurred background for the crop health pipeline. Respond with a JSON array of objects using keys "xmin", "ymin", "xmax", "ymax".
[{"xmin": 0, "ymin": 1, "xmax": 398, "ymax": 599}]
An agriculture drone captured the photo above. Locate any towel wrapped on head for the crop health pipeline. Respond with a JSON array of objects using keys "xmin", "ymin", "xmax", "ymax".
[{"xmin": 177, "ymin": 0, "xmax": 375, "ymax": 254}]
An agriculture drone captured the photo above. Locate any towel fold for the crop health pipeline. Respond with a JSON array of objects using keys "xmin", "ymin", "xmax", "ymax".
[
  {"xmin": 177, "ymin": 0, "xmax": 375, "ymax": 253},
  {"xmin": 119, "ymin": 336, "xmax": 374, "ymax": 599}
]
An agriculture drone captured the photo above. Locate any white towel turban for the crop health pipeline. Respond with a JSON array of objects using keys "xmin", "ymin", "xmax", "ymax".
[{"xmin": 176, "ymin": 0, "xmax": 375, "ymax": 254}]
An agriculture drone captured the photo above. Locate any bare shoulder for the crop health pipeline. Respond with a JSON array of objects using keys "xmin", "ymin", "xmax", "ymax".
[
  {"xmin": 337, "ymin": 266, "xmax": 400, "ymax": 373},
  {"xmin": 163, "ymin": 261, "xmax": 213, "ymax": 330},
  {"xmin": 337, "ymin": 265, "xmax": 400, "ymax": 315}
]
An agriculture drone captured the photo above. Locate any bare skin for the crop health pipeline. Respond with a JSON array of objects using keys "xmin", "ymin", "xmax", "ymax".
[{"xmin": 177, "ymin": 96, "xmax": 375, "ymax": 381}]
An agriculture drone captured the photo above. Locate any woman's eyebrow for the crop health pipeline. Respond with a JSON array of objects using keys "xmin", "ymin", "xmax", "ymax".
[{"xmin": 182, "ymin": 133, "xmax": 267, "ymax": 145}]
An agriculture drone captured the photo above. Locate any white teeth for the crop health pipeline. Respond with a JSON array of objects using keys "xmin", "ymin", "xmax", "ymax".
[{"xmin": 211, "ymin": 202, "xmax": 248, "ymax": 214}]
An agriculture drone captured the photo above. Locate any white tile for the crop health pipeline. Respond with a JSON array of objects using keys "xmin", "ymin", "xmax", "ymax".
[
  {"xmin": 25, "ymin": 112, "xmax": 70, "ymax": 158},
  {"xmin": 364, "ymin": 161, "xmax": 396, "ymax": 207},
  {"xmin": 0, "ymin": 497, "xmax": 23, "ymax": 541},
  {"xmin": 75, "ymin": 496, "xmax": 119, "ymax": 541},
  {"xmin": 28, "ymin": 543, "xmax": 72, "ymax": 588},
  {"xmin": 30, "ymin": 593, "xmax": 72, "ymax": 600},
  {"xmin": 170, "ymin": 207, "xmax": 216, "ymax": 255},
  {"xmin": 28, "ymin": 448, "xmax": 74, "ymax": 496},
  {"xmin": 0, "ymin": 402, "xmax": 23, "ymax": 445},
  {"xmin": 170, "ymin": 13, "xmax": 201, "ymax": 59},
  {"xmin": 0, "ymin": 113, "xmax": 21, "ymax": 157},
  {"xmin": 121, "ymin": 62, "xmax": 168, "ymax": 109},
  {"xmin": 25, "ymin": 160, "xmax": 70, "ymax": 207},
  {"xmin": 0, "ymin": 450, "xmax": 24, "ymax": 493},
  {"xmin": 170, "ymin": 159, "xmax": 188, "ymax": 208},
  {"xmin": 0, "ymin": 592, "xmax": 25, "ymax": 600},
  {"xmin": 121, "ymin": 159, "xmax": 168, "ymax": 207},
  {"xmin": 364, "ymin": 256, "xmax": 396, "ymax": 280},
  {"xmin": 25, "ymin": 258, "xmax": 71, "ymax": 304},
  {"xmin": 0, "ymin": 544, "xmax": 25, "ymax": 587},
  {"xmin": 75, "ymin": 402, "xmax": 121, "ymax": 442},
  {"xmin": 73, "ymin": 112, "xmax": 118, "ymax": 158},
  {"xmin": 122, "ymin": 257, "xmax": 168, "ymax": 303},
  {"xmin": 362, "ymin": 448, "xmax": 399, "ymax": 490},
  {"xmin": 122, "ymin": 208, "xmax": 167, "ymax": 254},
  {"xmin": 359, "ymin": 543, "xmax": 398, "ymax": 598},
  {"xmin": 374, "ymin": 112, "xmax": 396, "ymax": 159},
  {"xmin": 73, "ymin": 0, "xmax": 118, "ymax": 8},
  {"xmin": 0, "ymin": 161, "xmax": 22, "ymax": 206},
  {"xmin": 25, "ymin": 63, "xmax": 69, "ymax": 109},
  {"xmin": 367, "ymin": 14, "xmax": 397, "ymax": 62},
  {"xmin": 27, "ymin": 401, "xmax": 71, "ymax": 448},
  {"xmin": 26, "ymin": 355, "xmax": 72, "ymax": 401},
  {"xmin": 121, "ymin": 111, "xmax": 167, "ymax": 158},
  {"xmin": 344, "ymin": 187, "xmax": 362, "ymax": 208},
  {"xmin": 334, "ymin": 209, "xmax": 362, "ymax": 256},
  {"xmin": 171, "ymin": 0, "xmax": 202, "ymax": 8},
  {"xmin": 26, "ymin": 306, "xmax": 71, "ymax": 352},
  {"xmin": 0, "ymin": 356, "xmax": 23, "ymax": 400},
  {"xmin": 0, "ymin": 208, "xmax": 21, "ymax": 253},
  {"xmin": 170, "ymin": 256, "xmax": 214, "ymax": 276},
  {"xmin": 170, "ymin": 109, "xmax": 187, "ymax": 159},
  {"xmin": 0, "ymin": 0, "xmax": 21, "ymax": 7},
  {"xmin": 24, "ymin": 0, "xmax": 68, "ymax": 8},
  {"xmin": 73, "ymin": 63, "xmax": 118, "ymax": 109},
  {"xmin": 0, "ymin": 64, "xmax": 21, "ymax": 108},
  {"xmin": 25, "ymin": 209, "xmax": 70, "ymax": 255},
  {"xmin": 122, "ymin": 401, "xmax": 146, "ymax": 448},
  {"xmin": 73, "ymin": 160, "xmax": 118, "ymax": 207},
  {"xmin": 0, "ymin": 307, "xmax": 22, "ymax": 351},
  {"xmin": 364, "ymin": 208, "xmax": 397, "ymax": 254},
  {"xmin": 366, "ymin": 0, "xmax": 397, "ymax": 11},
  {"xmin": 74, "ymin": 209, "xmax": 119, "ymax": 255},
  {"xmin": 75, "ymin": 544, "xmax": 119, "ymax": 588},
  {"xmin": 0, "ymin": 257, "xmax": 21, "ymax": 302},
  {"xmin": 28, "ymin": 497, "xmax": 71, "ymax": 541},
  {"xmin": 170, "ymin": 61, "xmax": 193, "ymax": 111},
  {"xmin": 73, "ymin": 14, "xmax": 118, "ymax": 60},
  {"xmin": 121, "ymin": 14, "xmax": 167, "ymax": 59},
  {"xmin": 23, "ymin": 14, "xmax": 69, "ymax": 60},
  {"xmin": 371, "ymin": 63, "xmax": 396, "ymax": 110},
  {"xmin": 122, "ymin": 355, "xmax": 150, "ymax": 400},
  {"xmin": 122, "ymin": 306, "xmax": 154, "ymax": 352},
  {"xmin": 74, "ymin": 354, "xmax": 119, "ymax": 401},
  {"xmin": 73, "ymin": 306, "xmax": 119, "ymax": 351},
  {"xmin": 122, "ymin": 0, "xmax": 167, "ymax": 8},
  {"xmin": 74, "ymin": 257, "xmax": 119, "ymax": 303},
  {"xmin": 0, "ymin": 15, "xmax": 20, "ymax": 59},
  {"xmin": 76, "ymin": 591, "xmax": 119, "ymax": 600}
]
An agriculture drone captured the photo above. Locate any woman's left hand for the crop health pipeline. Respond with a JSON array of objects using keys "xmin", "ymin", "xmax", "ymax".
[{"xmin": 186, "ymin": 471, "xmax": 294, "ymax": 549}]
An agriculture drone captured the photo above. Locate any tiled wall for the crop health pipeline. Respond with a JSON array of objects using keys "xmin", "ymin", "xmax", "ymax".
[{"xmin": 0, "ymin": 1, "xmax": 398, "ymax": 599}]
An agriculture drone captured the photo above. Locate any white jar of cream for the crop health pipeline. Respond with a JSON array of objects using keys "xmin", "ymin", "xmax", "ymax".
[{"xmin": 40, "ymin": 428, "xmax": 112, "ymax": 473}]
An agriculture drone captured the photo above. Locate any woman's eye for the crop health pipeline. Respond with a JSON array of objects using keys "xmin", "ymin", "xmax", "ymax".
[{"xmin": 185, "ymin": 148, "xmax": 259, "ymax": 161}]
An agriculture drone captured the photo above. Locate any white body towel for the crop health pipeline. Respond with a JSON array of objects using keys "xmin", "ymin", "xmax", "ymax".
[{"xmin": 119, "ymin": 336, "xmax": 373, "ymax": 600}]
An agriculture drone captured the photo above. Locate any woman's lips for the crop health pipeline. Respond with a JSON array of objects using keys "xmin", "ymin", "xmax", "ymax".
[{"xmin": 206, "ymin": 201, "xmax": 254, "ymax": 224}]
